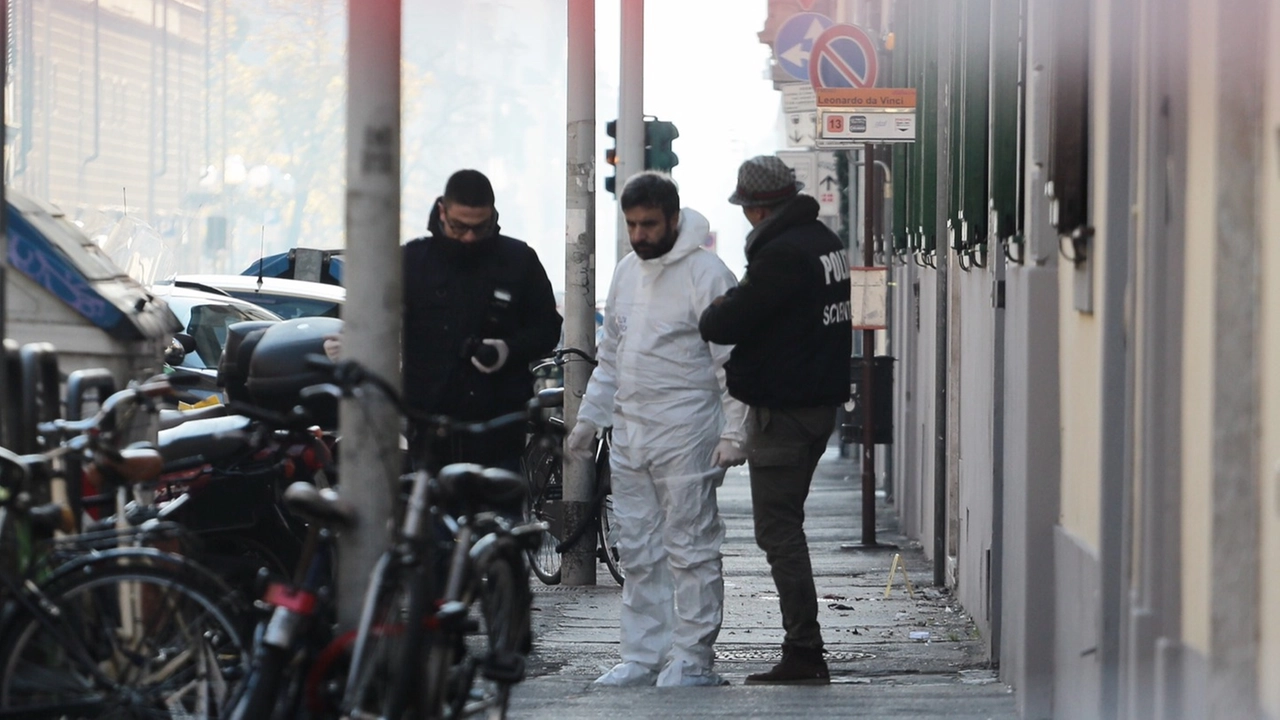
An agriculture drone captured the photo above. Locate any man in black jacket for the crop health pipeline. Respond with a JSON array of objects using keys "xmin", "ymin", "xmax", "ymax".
[
  {"xmin": 698, "ymin": 155, "xmax": 851, "ymax": 685},
  {"xmin": 402, "ymin": 169, "xmax": 561, "ymax": 471}
]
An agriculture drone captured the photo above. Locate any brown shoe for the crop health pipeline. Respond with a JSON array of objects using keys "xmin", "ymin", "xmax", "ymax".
[{"xmin": 744, "ymin": 646, "xmax": 830, "ymax": 685}]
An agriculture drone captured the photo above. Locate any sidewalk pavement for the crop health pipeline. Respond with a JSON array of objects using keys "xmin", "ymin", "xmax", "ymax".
[{"xmin": 508, "ymin": 443, "xmax": 1019, "ymax": 719}]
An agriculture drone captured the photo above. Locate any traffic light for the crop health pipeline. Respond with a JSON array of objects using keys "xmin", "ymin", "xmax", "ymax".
[
  {"xmin": 604, "ymin": 120, "xmax": 618, "ymax": 196},
  {"xmin": 644, "ymin": 118, "xmax": 679, "ymax": 173}
]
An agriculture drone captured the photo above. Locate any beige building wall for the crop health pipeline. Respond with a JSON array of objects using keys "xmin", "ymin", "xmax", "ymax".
[
  {"xmin": 1056, "ymin": 286, "xmax": 1101, "ymax": 550},
  {"xmin": 1259, "ymin": 0, "xmax": 1280, "ymax": 712},
  {"xmin": 1178, "ymin": 0, "xmax": 1217, "ymax": 660},
  {"xmin": 1055, "ymin": 3, "xmax": 1116, "ymax": 551}
]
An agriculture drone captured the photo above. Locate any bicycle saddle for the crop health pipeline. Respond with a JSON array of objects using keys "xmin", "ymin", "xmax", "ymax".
[
  {"xmin": 434, "ymin": 463, "xmax": 527, "ymax": 516},
  {"xmin": 535, "ymin": 387, "xmax": 563, "ymax": 408},
  {"xmin": 282, "ymin": 481, "xmax": 357, "ymax": 531}
]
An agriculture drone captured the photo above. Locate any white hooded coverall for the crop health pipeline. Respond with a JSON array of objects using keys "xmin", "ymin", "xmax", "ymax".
[{"xmin": 578, "ymin": 208, "xmax": 748, "ymax": 687}]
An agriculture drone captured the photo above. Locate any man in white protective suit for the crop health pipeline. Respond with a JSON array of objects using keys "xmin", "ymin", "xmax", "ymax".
[{"xmin": 567, "ymin": 171, "xmax": 748, "ymax": 687}]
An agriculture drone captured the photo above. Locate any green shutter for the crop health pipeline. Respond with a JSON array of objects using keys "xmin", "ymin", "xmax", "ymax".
[
  {"xmin": 891, "ymin": 4, "xmax": 909, "ymax": 253},
  {"xmin": 952, "ymin": 0, "xmax": 991, "ymax": 252},
  {"xmin": 988, "ymin": 0, "xmax": 1023, "ymax": 246},
  {"xmin": 916, "ymin": 0, "xmax": 938, "ymax": 253}
]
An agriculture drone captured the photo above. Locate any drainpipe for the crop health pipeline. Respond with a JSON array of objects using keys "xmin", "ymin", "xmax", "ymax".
[
  {"xmin": 79, "ymin": 0, "xmax": 100, "ymax": 184},
  {"xmin": 204, "ymin": 0, "xmax": 210, "ymax": 166},
  {"xmin": 155, "ymin": 0, "xmax": 169, "ymax": 181},
  {"xmin": 932, "ymin": 0, "xmax": 954, "ymax": 588},
  {"xmin": 1098, "ymin": 0, "xmax": 1136, "ymax": 714},
  {"xmin": 18, "ymin": 0, "xmax": 31, "ymax": 176}
]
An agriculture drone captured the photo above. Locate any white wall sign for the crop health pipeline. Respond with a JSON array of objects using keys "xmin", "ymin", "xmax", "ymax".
[
  {"xmin": 782, "ymin": 83, "xmax": 817, "ymax": 113},
  {"xmin": 850, "ymin": 266, "xmax": 888, "ymax": 329},
  {"xmin": 776, "ymin": 150, "xmax": 817, "ymax": 199},
  {"xmin": 785, "ymin": 111, "xmax": 816, "ymax": 147},
  {"xmin": 815, "ymin": 151, "xmax": 839, "ymax": 217}
]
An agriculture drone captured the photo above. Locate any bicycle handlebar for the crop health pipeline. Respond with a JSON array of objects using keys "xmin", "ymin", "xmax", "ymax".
[
  {"xmin": 33, "ymin": 379, "xmax": 175, "ymax": 469},
  {"xmin": 302, "ymin": 355, "xmax": 538, "ymax": 437},
  {"xmin": 531, "ymin": 346, "xmax": 597, "ymax": 375},
  {"xmin": 552, "ymin": 346, "xmax": 597, "ymax": 366}
]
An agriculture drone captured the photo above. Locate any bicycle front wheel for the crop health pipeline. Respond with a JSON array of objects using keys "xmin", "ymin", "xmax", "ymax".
[
  {"xmin": 342, "ymin": 551, "xmax": 434, "ymax": 720},
  {"xmin": 0, "ymin": 560, "xmax": 251, "ymax": 718},
  {"xmin": 521, "ymin": 440, "xmax": 562, "ymax": 585}
]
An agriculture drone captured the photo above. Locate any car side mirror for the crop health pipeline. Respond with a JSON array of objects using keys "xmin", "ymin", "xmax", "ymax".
[{"xmin": 164, "ymin": 332, "xmax": 196, "ymax": 366}]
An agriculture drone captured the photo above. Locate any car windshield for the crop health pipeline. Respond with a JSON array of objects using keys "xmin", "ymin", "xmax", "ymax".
[
  {"xmin": 181, "ymin": 301, "xmax": 278, "ymax": 369},
  {"xmin": 223, "ymin": 291, "xmax": 340, "ymax": 320}
]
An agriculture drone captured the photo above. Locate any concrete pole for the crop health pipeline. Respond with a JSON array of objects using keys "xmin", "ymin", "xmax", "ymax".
[
  {"xmin": 337, "ymin": 0, "xmax": 402, "ymax": 629},
  {"xmin": 1, "ymin": 0, "xmax": 7, "ymax": 340},
  {"xmin": 1, "ymin": 0, "xmax": 7, "ymax": 436},
  {"xmin": 616, "ymin": 0, "xmax": 643, "ymax": 262},
  {"xmin": 562, "ymin": 0, "xmax": 598, "ymax": 587}
]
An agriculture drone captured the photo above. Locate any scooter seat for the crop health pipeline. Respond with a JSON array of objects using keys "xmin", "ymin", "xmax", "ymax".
[
  {"xmin": 158, "ymin": 414, "xmax": 254, "ymax": 468},
  {"xmin": 158, "ymin": 404, "xmax": 230, "ymax": 431}
]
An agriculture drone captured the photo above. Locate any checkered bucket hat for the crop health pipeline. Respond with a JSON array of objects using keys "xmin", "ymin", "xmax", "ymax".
[{"xmin": 728, "ymin": 155, "xmax": 804, "ymax": 207}]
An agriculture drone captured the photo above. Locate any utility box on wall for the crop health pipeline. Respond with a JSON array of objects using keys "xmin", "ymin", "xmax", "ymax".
[{"xmin": 842, "ymin": 355, "xmax": 894, "ymax": 445}]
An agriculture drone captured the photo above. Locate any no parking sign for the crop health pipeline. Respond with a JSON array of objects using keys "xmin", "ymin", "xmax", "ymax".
[{"xmin": 808, "ymin": 23, "xmax": 879, "ymax": 89}]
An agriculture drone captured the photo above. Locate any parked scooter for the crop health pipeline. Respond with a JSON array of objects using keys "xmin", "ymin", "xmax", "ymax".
[{"xmin": 143, "ymin": 318, "xmax": 344, "ymax": 595}]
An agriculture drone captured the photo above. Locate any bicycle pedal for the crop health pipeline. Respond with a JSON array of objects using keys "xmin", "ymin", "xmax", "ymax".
[{"xmin": 481, "ymin": 651, "xmax": 526, "ymax": 683}]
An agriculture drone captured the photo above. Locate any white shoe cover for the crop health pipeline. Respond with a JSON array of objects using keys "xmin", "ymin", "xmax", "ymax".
[
  {"xmin": 594, "ymin": 662, "xmax": 659, "ymax": 687},
  {"xmin": 656, "ymin": 660, "xmax": 730, "ymax": 687}
]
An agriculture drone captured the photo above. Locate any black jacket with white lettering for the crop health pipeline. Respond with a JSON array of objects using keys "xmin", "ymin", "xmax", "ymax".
[{"xmin": 698, "ymin": 194, "xmax": 852, "ymax": 409}]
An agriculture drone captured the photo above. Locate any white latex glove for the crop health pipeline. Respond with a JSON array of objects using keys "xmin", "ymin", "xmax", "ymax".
[
  {"xmin": 711, "ymin": 438, "xmax": 747, "ymax": 468},
  {"xmin": 470, "ymin": 338, "xmax": 510, "ymax": 374},
  {"xmin": 566, "ymin": 420, "xmax": 597, "ymax": 458},
  {"xmin": 323, "ymin": 334, "xmax": 342, "ymax": 362}
]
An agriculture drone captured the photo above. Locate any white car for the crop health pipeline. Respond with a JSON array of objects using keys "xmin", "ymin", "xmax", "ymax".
[
  {"xmin": 167, "ymin": 274, "xmax": 345, "ymax": 320},
  {"xmin": 149, "ymin": 282, "xmax": 282, "ymax": 398}
]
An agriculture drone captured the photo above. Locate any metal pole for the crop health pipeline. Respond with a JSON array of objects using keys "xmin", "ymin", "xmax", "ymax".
[
  {"xmin": 1, "ymin": 0, "xmax": 8, "ymax": 406},
  {"xmin": 338, "ymin": 0, "xmax": 402, "ymax": 630},
  {"xmin": 562, "ymin": 0, "xmax": 598, "ymax": 586},
  {"xmin": 616, "ymin": 0, "xmax": 643, "ymax": 262},
  {"xmin": 860, "ymin": 144, "xmax": 877, "ymax": 546}
]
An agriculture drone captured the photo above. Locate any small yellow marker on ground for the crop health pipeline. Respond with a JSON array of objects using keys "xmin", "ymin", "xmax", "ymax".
[{"xmin": 883, "ymin": 553, "xmax": 916, "ymax": 599}]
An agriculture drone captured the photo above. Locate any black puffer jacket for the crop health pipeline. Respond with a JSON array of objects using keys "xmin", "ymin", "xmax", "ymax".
[
  {"xmin": 698, "ymin": 195, "xmax": 851, "ymax": 409},
  {"xmin": 402, "ymin": 205, "xmax": 561, "ymax": 463}
]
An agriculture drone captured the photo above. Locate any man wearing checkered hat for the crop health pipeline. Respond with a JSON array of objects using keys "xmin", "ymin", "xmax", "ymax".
[{"xmin": 699, "ymin": 154, "xmax": 852, "ymax": 685}]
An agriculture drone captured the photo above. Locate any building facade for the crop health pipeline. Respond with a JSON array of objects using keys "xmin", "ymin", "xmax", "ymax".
[
  {"xmin": 764, "ymin": 0, "xmax": 1280, "ymax": 716},
  {"xmin": 6, "ymin": 0, "xmax": 225, "ymax": 278}
]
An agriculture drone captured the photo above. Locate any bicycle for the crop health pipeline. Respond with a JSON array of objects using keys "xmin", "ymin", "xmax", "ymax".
[
  {"xmin": 288, "ymin": 358, "xmax": 546, "ymax": 720},
  {"xmin": 228, "ymin": 478, "xmax": 355, "ymax": 720},
  {"xmin": 0, "ymin": 377, "xmax": 253, "ymax": 717},
  {"xmin": 523, "ymin": 347, "xmax": 624, "ymax": 586}
]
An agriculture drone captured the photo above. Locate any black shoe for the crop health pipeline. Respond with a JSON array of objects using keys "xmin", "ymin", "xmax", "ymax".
[{"xmin": 744, "ymin": 646, "xmax": 830, "ymax": 685}]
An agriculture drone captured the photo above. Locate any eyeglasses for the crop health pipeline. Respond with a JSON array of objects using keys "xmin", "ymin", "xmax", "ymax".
[{"xmin": 442, "ymin": 212, "xmax": 496, "ymax": 238}]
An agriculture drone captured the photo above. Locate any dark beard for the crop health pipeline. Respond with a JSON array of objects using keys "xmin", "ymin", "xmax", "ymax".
[
  {"xmin": 631, "ymin": 227, "xmax": 677, "ymax": 260},
  {"xmin": 437, "ymin": 234, "xmax": 496, "ymax": 265}
]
